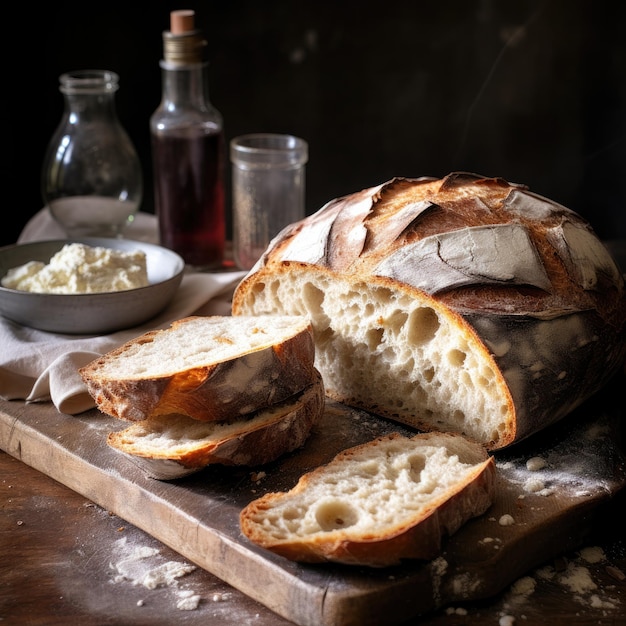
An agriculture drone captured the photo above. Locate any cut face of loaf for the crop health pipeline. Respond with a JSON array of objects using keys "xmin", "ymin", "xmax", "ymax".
[
  {"xmin": 107, "ymin": 370, "xmax": 325, "ymax": 480},
  {"xmin": 237, "ymin": 270, "xmax": 512, "ymax": 446},
  {"xmin": 232, "ymin": 173, "xmax": 626, "ymax": 449},
  {"xmin": 240, "ymin": 431, "xmax": 496, "ymax": 567},
  {"xmin": 80, "ymin": 315, "xmax": 315, "ymax": 422}
]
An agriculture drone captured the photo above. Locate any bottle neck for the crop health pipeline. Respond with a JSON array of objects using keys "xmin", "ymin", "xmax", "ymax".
[
  {"xmin": 63, "ymin": 92, "xmax": 117, "ymax": 120},
  {"xmin": 159, "ymin": 60, "xmax": 211, "ymax": 110},
  {"xmin": 59, "ymin": 69, "xmax": 120, "ymax": 121}
]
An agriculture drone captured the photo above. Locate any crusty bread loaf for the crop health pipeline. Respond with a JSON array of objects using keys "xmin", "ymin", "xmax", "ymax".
[
  {"xmin": 107, "ymin": 370, "xmax": 325, "ymax": 479},
  {"xmin": 240, "ymin": 431, "xmax": 495, "ymax": 567},
  {"xmin": 80, "ymin": 315, "xmax": 316, "ymax": 422},
  {"xmin": 232, "ymin": 173, "xmax": 626, "ymax": 450}
]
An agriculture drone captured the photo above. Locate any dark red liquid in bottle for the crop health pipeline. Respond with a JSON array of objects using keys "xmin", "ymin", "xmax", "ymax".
[{"xmin": 152, "ymin": 128, "xmax": 225, "ymax": 268}]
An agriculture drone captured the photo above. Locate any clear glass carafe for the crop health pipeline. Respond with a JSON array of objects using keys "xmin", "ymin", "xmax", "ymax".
[{"xmin": 41, "ymin": 70, "xmax": 143, "ymax": 238}]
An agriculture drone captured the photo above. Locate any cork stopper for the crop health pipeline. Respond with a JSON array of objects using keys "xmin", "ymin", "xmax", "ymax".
[
  {"xmin": 162, "ymin": 9, "xmax": 206, "ymax": 65},
  {"xmin": 170, "ymin": 10, "xmax": 195, "ymax": 34}
]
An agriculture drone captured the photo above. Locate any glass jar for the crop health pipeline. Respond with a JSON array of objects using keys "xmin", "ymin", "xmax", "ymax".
[
  {"xmin": 41, "ymin": 70, "xmax": 143, "ymax": 238},
  {"xmin": 230, "ymin": 134, "xmax": 308, "ymax": 270}
]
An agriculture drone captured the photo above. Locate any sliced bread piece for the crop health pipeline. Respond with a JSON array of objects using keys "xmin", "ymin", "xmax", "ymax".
[
  {"xmin": 80, "ymin": 315, "xmax": 316, "ymax": 422},
  {"xmin": 107, "ymin": 370, "xmax": 325, "ymax": 479},
  {"xmin": 239, "ymin": 431, "xmax": 495, "ymax": 567}
]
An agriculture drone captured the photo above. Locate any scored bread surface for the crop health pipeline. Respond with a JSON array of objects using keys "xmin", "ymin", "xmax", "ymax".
[
  {"xmin": 240, "ymin": 431, "xmax": 496, "ymax": 567},
  {"xmin": 232, "ymin": 172, "xmax": 626, "ymax": 449},
  {"xmin": 80, "ymin": 315, "xmax": 316, "ymax": 422}
]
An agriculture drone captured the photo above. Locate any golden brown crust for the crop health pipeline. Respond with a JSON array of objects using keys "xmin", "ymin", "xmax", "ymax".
[
  {"xmin": 80, "ymin": 316, "xmax": 316, "ymax": 422},
  {"xmin": 240, "ymin": 431, "xmax": 496, "ymax": 567},
  {"xmin": 107, "ymin": 370, "xmax": 325, "ymax": 479},
  {"xmin": 232, "ymin": 173, "xmax": 626, "ymax": 449},
  {"xmin": 240, "ymin": 173, "xmax": 625, "ymax": 322}
]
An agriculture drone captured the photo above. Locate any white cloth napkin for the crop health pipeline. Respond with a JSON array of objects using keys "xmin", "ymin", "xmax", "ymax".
[
  {"xmin": 1, "ymin": 209, "xmax": 246, "ymax": 414},
  {"xmin": 17, "ymin": 207, "xmax": 161, "ymax": 244}
]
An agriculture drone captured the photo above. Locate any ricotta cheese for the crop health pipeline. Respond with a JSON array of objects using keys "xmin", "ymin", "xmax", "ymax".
[{"xmin": 1, "ymin": 243, "xmax": 149, "ymax": 294}]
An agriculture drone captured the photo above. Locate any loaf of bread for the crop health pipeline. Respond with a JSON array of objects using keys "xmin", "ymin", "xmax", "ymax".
[
  {"xmin": 107, "ymin": 371, "xmax": 325, "ymax": 479},
  {"xmin": 79, "ymin": 315, "xmax": 315, "ymax": 422},
  {"xmin": 240, "ymin": 431, "xmax": 495, "ymax": 567},
  {"xmin": 233, "ymin": 172, "xmax": 626, "ymax": 449}
]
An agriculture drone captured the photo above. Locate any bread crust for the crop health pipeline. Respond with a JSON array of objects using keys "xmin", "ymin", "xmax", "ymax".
[
  {"xmin": 107, "ymin": 370, "xmax": 325, "ymax": 479},
  {"xmin": 232, "ymin": 173, "xmax": 626, "ymax": 449},
  {"xmin": 240, "ymin": 431, "xmax": 496, "ymax": 567},
  {"xmin": 80, "ymin": 315, "xmax": 316, "ymax": 422}
]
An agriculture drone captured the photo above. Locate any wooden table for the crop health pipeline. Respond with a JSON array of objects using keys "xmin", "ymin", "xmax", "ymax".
[{"xmin": 1, "ymin": 395, "xmax": 625, "ymax": 626}]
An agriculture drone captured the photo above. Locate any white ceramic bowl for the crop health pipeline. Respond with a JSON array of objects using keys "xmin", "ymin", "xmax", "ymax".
[{"xmin": 0, "ymin": 238, "xmax": 184, "ymax": 334}]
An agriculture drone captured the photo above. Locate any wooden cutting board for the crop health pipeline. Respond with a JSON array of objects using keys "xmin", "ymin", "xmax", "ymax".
[{"xmin": 1, "ymin": 374, "xmax": 624, "ymax": 626}]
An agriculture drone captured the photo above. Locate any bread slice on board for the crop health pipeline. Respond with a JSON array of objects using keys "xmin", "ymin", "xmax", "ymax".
[
  {"xmin": 80, "ymin": 315, "xmax": 316, "ymax": 422},
  {"xmin": 232, "ymin": 172, "xmax": 626, "ymax": 449},
  {"xmin": 107, "ymin": 370, "xmax": 325, "ymax": 479},
  {"xmin": 240, "ymin": 431, "xmax": 495, "ymax": 567}
]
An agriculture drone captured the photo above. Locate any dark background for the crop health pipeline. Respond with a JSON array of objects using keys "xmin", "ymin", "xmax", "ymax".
[{"xmin": 7, "ymin": 0, "xmax": 626, "ymax": 247}]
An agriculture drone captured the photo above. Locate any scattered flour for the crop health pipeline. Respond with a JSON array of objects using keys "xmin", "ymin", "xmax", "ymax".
[
  {"xmin": 535, "ymin": 565, "xmax": 555, "ymax": 581},
  {"xmin": 557, "ymin": 561, "xmax": 620, "ymax": 609},
  {"xmin": 445, "ymin": 606, "xmax": 468, "ymax": 616},
  {"xmin": 495, "ymin": 574, "xmax": 535, "ymax": 626},
  {"xmin": 430, "ymin": 556, "xmax": 448, "ymax": 605},
  {"xmin": 559, "ymin": 563, "xmax": 598, "ymax": 595},
  {"xmin": 523, "ymin": 550, "xmax": 621, "ymax": 616},
  {"xmin": 589, "ymin": 594, "xmax": 617, "ymax": 610},
  {"xmin": 522, "ymin": 475, "xmax": 555, "ymax": 496},
  {"xmin": 212, "ymin": 592, "xmax": 233, "ymax": 602},
  {"xmin": 525, "ymin": 457, "xmax": 547, "ymax": 471},
  {"xmin": 441, "ymin": 544, "xmax": 622, "ymax": 622},
  {"xmin": 450, "ymin": 571, "xmax": 483, "ymax": 597},
  {"xmin": 176, "ymin": 589, "xmax": 202, "ymax": 611},
  {"xmin": 140, "ymin": 561, "xmax": 197, "ymax": 590},
  {"xmin": 523, "ymin": 476, "xmax": 545, "ymax": 492},
  {"xmin": 507, "ymin": 576, "xmax": 536, "ymax": 605},
  {"xmin": 250, "ymin": 470, "xmax": 267, "ymax": 483},
  {"xmin": 109, "ymin": 536, "xmax": 199, "ymax": 611},
  {"xmin": 498, "ymin": 514, "xmax": 515, "ymax": 526},
  {"xmin": 479, "ymin": 536, "xmax": 502, "ymax": 547},
  {"xmin": 495, "ymin": 415, "xmax": 620, "ymax": 499},
  {"xmin": 578, "ymin": 546, "xmax": 605, "ymax": 564}
]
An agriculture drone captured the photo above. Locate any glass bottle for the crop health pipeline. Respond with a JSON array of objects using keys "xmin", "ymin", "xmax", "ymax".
[
  {"xmin": 150, "ymin": 9, "xmax": 226, "ymax": 270},
  {"xmin": 41, "ymin": 70, "xmax": 143, "ymax": 238}
]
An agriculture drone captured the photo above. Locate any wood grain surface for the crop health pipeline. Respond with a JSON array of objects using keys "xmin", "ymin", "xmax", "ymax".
[{"xmin": 1, "ymin": 373, "xmax": 625, "ymax": 626}]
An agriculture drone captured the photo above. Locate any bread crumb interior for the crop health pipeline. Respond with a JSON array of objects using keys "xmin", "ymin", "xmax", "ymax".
[{"xmin": 239, "ymin": 272, "xmax": 511, "ymax": 446}]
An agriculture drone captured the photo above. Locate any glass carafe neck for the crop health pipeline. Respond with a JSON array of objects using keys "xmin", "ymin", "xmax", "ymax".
[{"xmin": 59, "ymin": 70, "xmax": 120, "ymax": 120}]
